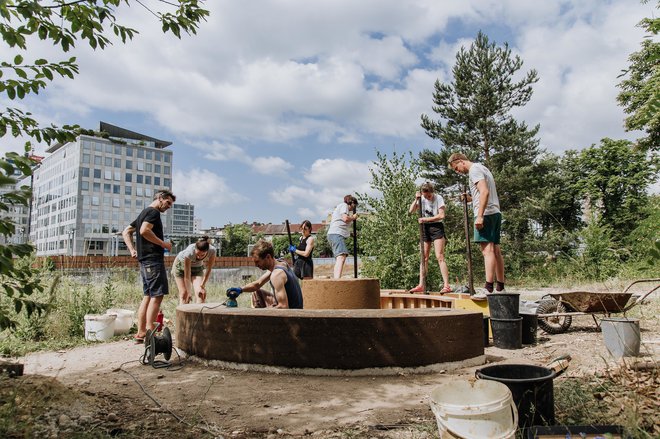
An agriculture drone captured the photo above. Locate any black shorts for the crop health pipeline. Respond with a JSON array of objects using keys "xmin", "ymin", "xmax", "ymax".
[
  {"xmin": 293, "ymin": 257, "xmax": 314, "ymax": 279},
  {"xmin": 421, "ymin": 222, "xmax": 446, "ymax": 243}
]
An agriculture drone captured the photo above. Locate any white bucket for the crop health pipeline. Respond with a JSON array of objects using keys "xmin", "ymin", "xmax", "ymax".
[
  {"xmin": 84, "ymin": 314, "xmax": 116, "ymax": 341},
  {"xmin": 106, "ymin": 308, "xmax": 135, "ymax": 335},
  {"xmin": 430, "ymin": 379, "xmax": 518, "ymax": 439},
  {"xmin": 601, "ymin": 317, "xmax": 641, "ymax": 358}
]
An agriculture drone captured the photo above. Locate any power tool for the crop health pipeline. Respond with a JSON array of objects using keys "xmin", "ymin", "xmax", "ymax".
[{"xmin": 226, "ymin": 287, "xmax": 243, "ymax": 307}]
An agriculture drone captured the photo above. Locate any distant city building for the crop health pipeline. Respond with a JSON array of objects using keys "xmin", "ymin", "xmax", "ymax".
[
  {"xmin": 0, "ymin": 159, "xmax": 32, "ymax": 245},
  {"xmin": 193, "ymin": 217, "xmax": 202, "ymax": 234},
  {"xmin": 30, "ymin": 122, "xmax": 174, "ymax": 256},
  {"xmin": 171, "ymin": 203, "xmax": 195, "ymax": 236}
]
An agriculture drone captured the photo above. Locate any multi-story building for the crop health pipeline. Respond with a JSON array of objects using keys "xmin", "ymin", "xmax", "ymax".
[
  {"xmin": 0, "ymin": 159, "xmax": 32, "ymax": 245},
  {"xmin": 171, "ymin": 203, "xmax": 195, "ymax": 236},
  {"xmin": 30, "ymin": 122, "xmax": 174, "ymax": 256}
]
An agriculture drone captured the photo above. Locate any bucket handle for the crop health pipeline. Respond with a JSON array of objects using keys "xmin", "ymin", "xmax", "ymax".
[
  {"xmin": 545, "ymin": 354, "xmax": 571, "ymax": 378},
  {"xmin": 433, "ymin": 398, "xmax": 518, "ymax": 439}
]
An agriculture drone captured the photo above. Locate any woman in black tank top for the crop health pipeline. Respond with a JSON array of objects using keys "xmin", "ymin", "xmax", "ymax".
[{"xmin": 292, "ymin": 220, "xmax": 315, "ymax": 279}]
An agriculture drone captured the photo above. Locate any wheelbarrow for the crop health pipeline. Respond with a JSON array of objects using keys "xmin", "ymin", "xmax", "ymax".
[{"xmin": 536, "ymin": 278, "xmax": 660, "ymax": 334}]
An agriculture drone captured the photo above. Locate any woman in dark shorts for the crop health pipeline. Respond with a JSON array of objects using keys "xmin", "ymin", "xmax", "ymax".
[{"xmin": 408, "ymin": 182, "xmax": 452, "ymax": 294}]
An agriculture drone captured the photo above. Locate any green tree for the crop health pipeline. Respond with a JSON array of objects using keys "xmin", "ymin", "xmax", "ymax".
[
  {"xmin": 358, "ymin": 151, "xmax": 434, "ymax": 289},
  {"xmin": 0, "ymin": 1, "xmax": 209, "ymax": 329},
  {"xmin": 617, "ymin": 0, "xmax": 660, "ymax": 151},
  {"xmin": 221, "ymin": 224, "xmax": 252, "ymax": 256},
  {"xmin": 574, "ymin": 138, "xmax": 658, "ymax": 242},
  {"xmin": 0, "ymin": 149, "xmax": 49, "ymax": 330},
  {"xmin": 272, "ymin": 233, "xmax": 300, "ymax": 258},
  {"xmin": 419, "ymin": 31, "xmax": 550, "ymax": 276},
  {"xmin": 0, "ymin": 0, "xmax": 209, "ymax": 145},
  {"xmin": 420, "ymin": 31, "xmax": 539, "ymax": 165},
  {"xmin": 314, "ymin": 225, "xmax": 332, "ymax": 257}
]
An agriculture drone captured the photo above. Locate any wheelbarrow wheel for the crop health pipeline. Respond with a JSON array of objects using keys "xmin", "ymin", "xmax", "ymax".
[{"xmin": 537, "ymin": 299, "xmax": 572, "ymax": 334}]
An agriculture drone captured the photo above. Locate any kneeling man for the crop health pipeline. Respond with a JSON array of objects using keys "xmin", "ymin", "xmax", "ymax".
[{"xmin": 227, "ymin": 240, "xmax": 303, "ymax": 309}]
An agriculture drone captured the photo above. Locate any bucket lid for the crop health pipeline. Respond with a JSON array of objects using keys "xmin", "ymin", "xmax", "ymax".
[{"xmin": 84, "ymin": 314, "xmax": 116, "ymax": 321}]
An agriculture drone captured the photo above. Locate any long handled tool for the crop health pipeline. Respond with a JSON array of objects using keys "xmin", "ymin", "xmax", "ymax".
[
  {"xmin": 417, "ymin": 193, "xmax": 427, "ymax": 293},
  {"xmin": 285, "ymin": 219, "xmax": 296, "ymax": 263},
  {"xmin": 462, "ymin": 187, "xmax": 474, "ymax": 295},
  {"xmin": 352, "ymin": 205, "xmax": 358, "ymax": 278}
]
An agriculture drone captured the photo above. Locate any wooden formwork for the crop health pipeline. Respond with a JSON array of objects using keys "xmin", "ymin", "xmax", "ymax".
[{"xmin": 380, "ymin": 293, "xmax": 454, "ymax": 309}]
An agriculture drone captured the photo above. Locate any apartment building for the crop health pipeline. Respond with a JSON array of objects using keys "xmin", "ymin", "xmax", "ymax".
[{"xmin": 30, "ymin": 122, "xmax": 174, "ymax": 256}]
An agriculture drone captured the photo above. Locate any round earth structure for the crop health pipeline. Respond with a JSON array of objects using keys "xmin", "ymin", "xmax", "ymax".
[{"xmin": 176, "ymin": 306, "xmax": 485, "ymax": 371}]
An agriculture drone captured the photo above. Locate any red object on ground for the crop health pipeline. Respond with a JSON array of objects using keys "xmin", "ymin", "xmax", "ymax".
[{"xmin": 156, "ymin": 310, "xmax": 164, "ymax": 332}]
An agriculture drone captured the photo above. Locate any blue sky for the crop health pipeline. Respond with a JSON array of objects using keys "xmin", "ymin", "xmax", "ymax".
[{"xmin": 0, "ymin": 0, "xmax": 652, "ymax": 228}]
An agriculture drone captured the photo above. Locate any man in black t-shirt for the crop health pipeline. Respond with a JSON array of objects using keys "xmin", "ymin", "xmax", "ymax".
[{"xmin": 122, "ymin": 189, "xmax": 176, "ymax": 343}]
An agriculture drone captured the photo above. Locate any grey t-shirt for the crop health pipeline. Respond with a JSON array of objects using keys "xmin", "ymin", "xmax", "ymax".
[
  {"xmin": 327, "ymin": 202, "xmax": 351, "ymax": 238},
  {"xmin": 468, "ymin": 163, "xmax": 500, "ymax": 216},
  {"xmin": 174, "ymin": 243, "xmax": 216, "ymax": 269}
]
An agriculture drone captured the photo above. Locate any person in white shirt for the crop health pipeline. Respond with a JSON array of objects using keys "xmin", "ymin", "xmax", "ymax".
[
  {"xmin": 171, "ymin": 236, "xmax": 216, "ymax": 304},
  {"xmin": 408, "ymin": 182, "xmax": 452, "ymax": 294},
  {"xmin": 326, "ymin": 195, "xmax": 358, "ymax": 278},
  {"xmin": 449, "ymin": 153, "xmax": 505, "ymax": 299}
]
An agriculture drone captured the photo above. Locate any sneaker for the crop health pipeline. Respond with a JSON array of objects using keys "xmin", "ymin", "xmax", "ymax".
[
  {"xmin": 472, "ymin": 288, "xmax": 490, "ymax": 300},
  {"xmin": 408, "ymin": 285, "xmax": 424, "ymax": 293}
]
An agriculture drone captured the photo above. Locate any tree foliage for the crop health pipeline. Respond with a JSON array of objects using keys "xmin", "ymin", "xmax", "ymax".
[
  {"xmin": 420, "ymin": 31, "xmax": 539, "ymax": 163},
  {"xmin": 0, "ymin": 148, "xmax": 48, "ymax": 330},
  {"xmin": 617, "ymin": 1, "xmax": 660, "ymax": 151},
  {"xmin": 358, "ymin": 151, "xmax": 432, "ymax": 289},
  {"xmin": 0, "ymin": 1, "xmax": 209, "ymax": 329},
  {"xmin": 221, "ymin": 224, "xmax": 252, "ymax": 257}
]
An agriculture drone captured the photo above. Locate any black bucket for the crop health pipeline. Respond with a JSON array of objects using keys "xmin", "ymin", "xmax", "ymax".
[
  {"xmin": 487, "ymin": 293, "xmax": 520, "ymax": 319},
  {"xmin": 476, "ymin": 364, "xmax": 559, "ymax": 428},
  {"xmin": 491, "ymin": 317, "xmax": 522, "ymax": 349},
  {"xmin": 521, "ymin": 313, "xmax": 538, "ymax": 345},
  {"xmin": 483, "ymin": 316, "xmax": 490, "ymax": 347}
]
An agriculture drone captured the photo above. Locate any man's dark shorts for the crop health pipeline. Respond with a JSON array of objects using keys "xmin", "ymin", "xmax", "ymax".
[
  {"xmin": 422, "ymin": 222, "xmax": 446, "ymax": 243},
  {"xmin": 474, "ymin": 212, "xmax": 502, "ymax": 244},
  {"xmin": 139, "ymin": 259, "xmax": 169, "ymax": 297}
]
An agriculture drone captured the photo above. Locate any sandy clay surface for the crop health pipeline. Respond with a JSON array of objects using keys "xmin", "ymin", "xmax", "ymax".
[{"xmin": 11, "ymin": 286, "xmax": 660, "ymax": 438}]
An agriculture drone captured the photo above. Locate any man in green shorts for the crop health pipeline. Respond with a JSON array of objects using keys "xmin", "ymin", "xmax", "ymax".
[{"xmin": 449, "ymin": 153, "xmax": 505, "ymax": 299}]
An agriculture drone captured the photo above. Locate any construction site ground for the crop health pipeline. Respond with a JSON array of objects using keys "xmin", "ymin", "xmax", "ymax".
[{"xmin": 4, "ymin": 287, "xmax": 659, "ymax": 438}]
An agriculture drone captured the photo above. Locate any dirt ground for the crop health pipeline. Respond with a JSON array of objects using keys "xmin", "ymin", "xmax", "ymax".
[{"xmin": 5, "ymin": 287, "xmax": 660, "ymax": 438}]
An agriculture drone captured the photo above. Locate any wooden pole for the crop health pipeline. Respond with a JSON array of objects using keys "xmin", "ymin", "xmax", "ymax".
[
  {"xmin": 352, "ymin": 205, "xmax": 358, "ymax": 278},
  {"xmin": 462, "ymin": 188, "xmax": 474, "ymax": 294},
  {"xmin": 285, "ymin": 220, "xmax": 296, "ymax": 263},
  {"xmin": 418, "ymin": 193, "xmax": 427, "ymax": 293}
]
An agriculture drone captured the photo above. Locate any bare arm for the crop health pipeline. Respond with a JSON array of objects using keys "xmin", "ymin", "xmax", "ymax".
[
  {"xmin": 184, "ymin": 258, "xmax": 192, "ymax": 285},
  {"xmin": 409, "ymin": 192, "xmax": 421, "ymax": 214},
  {"xmin": 476, "ymin": 180, "xmax": 489, "ymax": 218},
  {"xmin": 269, "ymin": 269, "xmax": 290, "ymax": 308},
  {"xmin": 421, "ymin": 205, "xmax": 446, "ymax": 223},
  {"xmin": 201, "ymin": 253, "xmax": 216, "ymax": 287},
  {"xmin": 341, "ymin": 212, "xmax": 358, "ymax": 223},
  {"xmin": 241, "ymin": 270, "xmax": 272, "ymax": 293},
  {"xmin": 297, "ymin": 236, "xmax": 315, "ymax": 258},
  {"xmin": 139, "ymin": 221, "xmax": 172, "ymax": 251},
  {"xmin": 122, "ymin": 225, "xmax": 137, "ymax": 258}
]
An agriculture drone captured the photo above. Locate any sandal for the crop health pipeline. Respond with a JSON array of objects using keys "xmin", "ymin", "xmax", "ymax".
[
  {"xmin": 408, "ymin": 285, "xmax": 424, "ymax": 293},
  {"xmin": 134, "ymin": 335, "xmax": 145, "ymax": 344},
  {"xmin": 440, "ymin": 286, "xmax": 453, "ymax": 294}
]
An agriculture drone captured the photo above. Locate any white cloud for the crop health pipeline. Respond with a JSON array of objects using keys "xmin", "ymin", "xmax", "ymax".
[
  {"xmin": 199, "ymin": 141, "xmax": 294, "ymax": 177},
  {"xmin": 172, "ymin": 168, "xmax": 243, "ymax": 207}
]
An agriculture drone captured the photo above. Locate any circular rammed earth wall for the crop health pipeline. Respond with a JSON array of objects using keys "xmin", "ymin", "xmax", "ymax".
[
  {"xmin": 176, "ymin": 306, "xmax": 484, "ymax": 369},
  {"xmin": 302, "ymin": 278, "xmax": 380, "ymax": 309}
]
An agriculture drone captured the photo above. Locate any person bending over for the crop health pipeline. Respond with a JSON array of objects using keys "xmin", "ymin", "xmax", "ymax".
[{"xmin": 172, "ymin": 236, "xmax": 216, "ymax": 304}]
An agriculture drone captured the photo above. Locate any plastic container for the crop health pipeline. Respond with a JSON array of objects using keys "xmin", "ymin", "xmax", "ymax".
[
  {"xmin": 487, "ymin": 293, "xmax": 520, "ymax": 320},
  {"xmin": 491, "ymin": 317, "xmax": 523, "ymax": 349},
  {"xmin": 601, "ymin": 317, "xmax": 640, "ymax": 358},
  {"xmin": 520, "ymin": 313, "xmax": 538, "ymax": 345},
  {"xmin": 106, "ymin": 309, "xmax": 135, "ymax": 335},
  {"xmin": 429, "ymin": 379, "xmax": 517, "ymax": 439},
  {"xmin": 84, "ymin": 314, "xmax": 116, "ymax": 341},
  {"xmin": 476, "ymin": 364, "xmax": 560, "ymax": 428}
]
